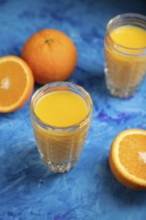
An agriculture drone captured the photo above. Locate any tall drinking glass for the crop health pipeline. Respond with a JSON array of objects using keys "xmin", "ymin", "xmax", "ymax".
[
  {"xmin": 104, "ymin": 13, "xmax": 146, "ymax": 98},
  {"xmin": 30, "ymin": 82, "xmax": 92, "ymax": 173}
]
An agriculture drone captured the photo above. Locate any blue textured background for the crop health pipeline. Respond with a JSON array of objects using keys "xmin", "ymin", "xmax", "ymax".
[{"xmin": 0, "ymin": 0, "xmax": 146, "ymax": 219}]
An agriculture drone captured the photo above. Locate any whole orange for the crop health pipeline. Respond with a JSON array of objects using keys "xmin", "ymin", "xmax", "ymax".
[{"xmin": 22, "ymin": 29, "xmax": 77, "ymax": 85}]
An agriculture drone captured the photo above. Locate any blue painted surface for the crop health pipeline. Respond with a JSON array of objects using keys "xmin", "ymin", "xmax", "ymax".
[{"xmin": 0, "ymin": 0, "xmax": 146, "ymax": 219}]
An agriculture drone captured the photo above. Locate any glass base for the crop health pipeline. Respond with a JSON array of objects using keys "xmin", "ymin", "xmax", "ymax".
[
  {"xmin": 106, "ymin": 78, "xmax": 138, "ymax": 98},
  {"xmin": 45, "ymin": 160, "xmax": 77, "ymax": 173}
]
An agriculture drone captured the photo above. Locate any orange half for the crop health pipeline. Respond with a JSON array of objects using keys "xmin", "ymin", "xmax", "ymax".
[
  {"xmin": 0, "ymin": 56, "xmax": 34, "ymax": 113},
  {"xmin": 109, "ymin": 129, "xmax": 146, "ymax": 190}
]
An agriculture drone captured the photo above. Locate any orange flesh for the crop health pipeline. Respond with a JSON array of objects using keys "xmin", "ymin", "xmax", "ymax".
[
  {"xmin": 119, "ymin": 134, "xmax": 146, "ymax": 180},
  {"xmin": 0, "ymin": 61, "xmax": 27, "ymax": 107}
]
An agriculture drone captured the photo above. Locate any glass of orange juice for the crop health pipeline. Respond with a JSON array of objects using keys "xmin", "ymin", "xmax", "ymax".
[
  {"xmin": 30, "ymin": 82, "xmax": 92, "ymax": 173},
  {"xmin": 104, "ymin": 13, "xmax": 146, "ymax": 98}
]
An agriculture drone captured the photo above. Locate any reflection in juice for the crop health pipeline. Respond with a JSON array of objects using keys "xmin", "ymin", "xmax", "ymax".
[
  {"xmin": 31, "ymin": 82, "xmax": 92, "ymax": 173},
  {"xmin": 105, "ymin": 16, "xmax": 146, "ymax": 98}
]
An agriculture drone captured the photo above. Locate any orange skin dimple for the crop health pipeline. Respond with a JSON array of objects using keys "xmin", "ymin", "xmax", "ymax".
[{"xmin": 22, "ymin": 29, "xmax": 78, "ymax": 85}]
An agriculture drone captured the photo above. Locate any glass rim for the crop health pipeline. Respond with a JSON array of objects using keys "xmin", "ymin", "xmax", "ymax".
[
  {"xmin": 106, "ymin": 13, "xmax": 146, "ymax": 53},
  {"xmin": 30, "ymin": 81, "xmax": 93, "ymax": 131}
]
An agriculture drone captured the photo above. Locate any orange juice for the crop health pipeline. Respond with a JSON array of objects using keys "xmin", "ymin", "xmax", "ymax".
[
  {"xmin": 111, "ymin": 25, "xmax": 146, "ymax": 48},
  {"xmin": 31, "ymin": 82, "xmax": 92, "ymax": 173},
  {"xmin": 104, "ymin": 14, "xmax": 146, "ymax": 98},
  {"xmin": 35, "ymin": 91, "xmax": 88, "ymax": 127}
]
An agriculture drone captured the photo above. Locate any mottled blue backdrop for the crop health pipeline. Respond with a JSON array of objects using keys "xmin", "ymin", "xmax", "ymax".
[{"xmin": 0, "ymin": 0, "xmax": 146, "ymax": 219}]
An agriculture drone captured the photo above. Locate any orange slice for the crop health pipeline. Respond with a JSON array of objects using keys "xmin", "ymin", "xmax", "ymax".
[
  {"xmin": 0, "ymin": 55, "xmax": 34, "ymax": 113},
  {"xmin": 109, "ymin": 129, "xmax": 146, "ymax": 190}
]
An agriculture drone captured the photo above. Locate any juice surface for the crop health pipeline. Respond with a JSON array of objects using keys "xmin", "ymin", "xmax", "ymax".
[
  {"xmin": 111, "ymin": 25, "xmax": 146, "ymax": 48},
  {"xmin": 35, "ymin": 91, "xmax": 88, "ymax": 127}
]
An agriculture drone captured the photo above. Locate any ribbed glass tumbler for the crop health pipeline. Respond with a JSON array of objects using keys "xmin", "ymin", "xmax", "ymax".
[{"xmin": 30, "ymin": 82, "xmax": 92, "ymax": 173}]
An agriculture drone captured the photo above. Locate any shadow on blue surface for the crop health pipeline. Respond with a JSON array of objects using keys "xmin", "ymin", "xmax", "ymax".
[
  {"xmin": 1, "ymin": 144, "xmax": 63, "ymax": 195},
  {"xmin": 100, "ymin": 157, "xmax": 146, "ymax": 206}
]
